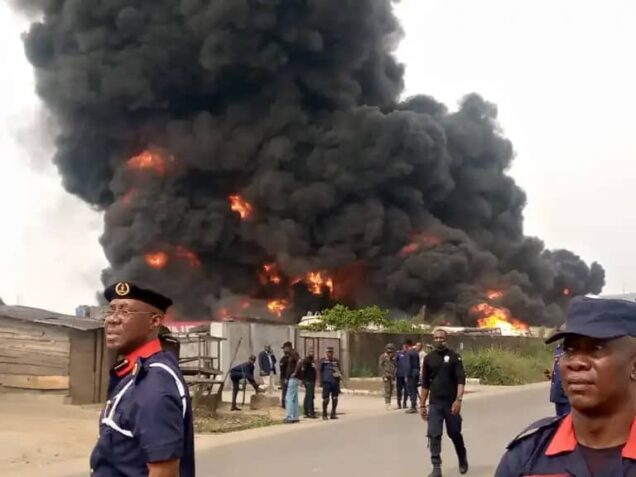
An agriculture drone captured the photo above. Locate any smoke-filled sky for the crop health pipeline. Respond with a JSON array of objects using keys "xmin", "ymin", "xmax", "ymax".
[{"xmin": 1, "ymin": 0, "xmax": 634, "ymax": 315}]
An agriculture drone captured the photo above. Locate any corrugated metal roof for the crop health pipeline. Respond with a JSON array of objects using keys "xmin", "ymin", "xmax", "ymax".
[{"xmin": 0, "ymin": 305, "xmax": 104, "ymax": 331}]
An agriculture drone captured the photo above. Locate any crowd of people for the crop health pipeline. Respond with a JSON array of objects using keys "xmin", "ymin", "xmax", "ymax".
[
  {"xmin": 90, "ymin": 279, "xmax": 635, "ymax": 477},
  {"xmin": 229, "ymin": 340, "xmax": 344, "ymax": 423}
]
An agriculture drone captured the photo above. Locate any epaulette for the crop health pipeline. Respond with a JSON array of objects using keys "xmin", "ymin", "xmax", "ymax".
[{"xmin": 506, "ymin": 415, "xmax": 564, "ymax": 449}]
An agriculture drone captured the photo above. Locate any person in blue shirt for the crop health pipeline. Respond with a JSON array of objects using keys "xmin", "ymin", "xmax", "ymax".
[
  {"xmin": 495, "ymin": 297, "xmax": 636, "ymax": 477},
  {"xmin": 395, "ymin": 345, "xmax": 409, "ymax": 409},
  {"xmin": 319, "ymin": 347, "xmax": 342, "ymax": 420},
  {"xmin": 404, "ymin": 339, "xmax": 421, "ymax": 414},
  {"xmin": 91, "ymin": 281, "xmax": 195, "ymax": 477},
  {"xmin": 229, "ymin": 355, "xmax": 261, "ymax": 411},
  {"xmin": 545, "ymin": 341, "xmax": 571, "ymax": 417}
]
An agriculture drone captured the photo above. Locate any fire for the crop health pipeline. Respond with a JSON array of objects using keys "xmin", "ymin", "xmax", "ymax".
[
  {"xmin": 487, "ymin": 290, "xmax": 504, "ymax": 300},
  {"xmin": 127, "ymin": 150, "xmax": 168, "ymax": 175},
  {"xmin": 260, "ymin": 263, "xmax": 282, "ymax": 285},
  {"xmin": 472, "ymin": 302, "xmax": 529, "ymax": 332},
  {"xmin": 121, "ymin": 188, "xmax": 138, "ymax": 205},
  {"xmin": 145, "ymin": 251, "xmax": 169, "ymax": 270},
  {"xmin": 175, "ymin": 246, "xmax": 201, "ymax": 268},
  {"xmin": 399, "ymin": 233, "xmax": 442, "ymax": 257},
  {"xmin": 293, "ymin": 271, "xmax": 335, "ymax": 295},
  {"xmin": 399, "ymin": 243, "xmax": 420, "ymax": 257},
  {"xmin": 306, "ymin": 271, "xmax": 334, "ymax": 295},
  {"xmin": 267, "ymin": 299, "xmax": 289, "ymax": 317},
  {"xmin": 229, "ymin": 195, "xmax": 253, "ymax": 220}
]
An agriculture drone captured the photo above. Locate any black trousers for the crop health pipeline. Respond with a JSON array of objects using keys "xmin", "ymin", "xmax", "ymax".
[
  {"xmin": 427, "ymin": 402, "xmax": 467, "ymax": 466},
  {"xmin": 304, "ymin": 380, "xmax": 316, "ymax": 416},
  {"xmin": 396, "ymin": 377, "xmax": 407, "ymax": 407},
  {"xmin": 231, "ymin": 376, "xmax": 241, "ymax": 407},
  {"xmin": 406, "ymin": 375, "xmax": 418, "ymax": 409},
  {"xmin": 281, "ymin": 380, "xmax": 288, "ymax": 408}
]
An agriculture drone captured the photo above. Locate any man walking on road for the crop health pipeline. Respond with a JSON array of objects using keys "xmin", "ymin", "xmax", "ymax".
[
  {"xmin": 496, "ymin": 297, "xmax": 636, "ymax": 476},
  {"xmin": 420, "ymin": 329, "xmax": 468, "ymax": 477},
  {"xmin": 379, "ymin": 343, "xmax": 397, "ymax": 410}
]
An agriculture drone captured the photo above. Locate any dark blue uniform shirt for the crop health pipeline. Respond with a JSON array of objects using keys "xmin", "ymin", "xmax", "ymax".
[
  {"xmin": 495, "ymin": 414, "xmax": 636, "ymax": 476},
  {"xmin": 550, "ymin": 344, "xmax": 569, "ymax": 404},
  {"xmin": 396, "ymin": 350, "xmax": 409, "ymax": 378},
  {"xmin": 319, "ymin": 358, "xmax": 341, "ymax": 384},
  {"xmin": 230, "ymin": 361, "xmax": 257, "ymax": 386},
  {"xmin": 90, "ymin": 340, "xmax": 195, "ymax": 476}
]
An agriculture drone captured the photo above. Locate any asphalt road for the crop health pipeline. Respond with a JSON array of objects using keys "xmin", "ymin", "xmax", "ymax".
[{"xmin": 199, "ymin": 385, "xmax": 553, "ymax": 477}]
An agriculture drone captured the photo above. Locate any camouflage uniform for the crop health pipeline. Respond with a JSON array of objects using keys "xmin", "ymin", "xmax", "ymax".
[{"xmin": 378, "ymin": 349, "xmax": 397, "ymax": 404}]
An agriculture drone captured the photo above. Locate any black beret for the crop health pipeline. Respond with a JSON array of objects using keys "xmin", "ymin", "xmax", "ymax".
[{"xmin": 104, "ymin": 282, "xmax": 173, "ymax": 313}]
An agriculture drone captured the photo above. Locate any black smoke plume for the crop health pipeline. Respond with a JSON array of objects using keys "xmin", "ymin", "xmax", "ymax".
[{"xmin": 18, "ymin": 0, "xmax": 604, "ymax": 325}]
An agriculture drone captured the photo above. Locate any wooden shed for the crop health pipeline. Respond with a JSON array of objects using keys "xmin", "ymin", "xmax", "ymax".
[{"xmin": 0, "ymin": 305, "xmax": 115, "ymax": 404}]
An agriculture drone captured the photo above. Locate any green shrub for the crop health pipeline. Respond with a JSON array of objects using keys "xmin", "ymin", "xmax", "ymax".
[{"xmin": 462, "ymin": 346, "xmax": 553, "ymax": 385}]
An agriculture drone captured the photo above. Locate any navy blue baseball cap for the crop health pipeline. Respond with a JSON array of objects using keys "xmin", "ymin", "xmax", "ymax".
[{"xmin": 546, "ymin": 296, "xmax": 636, "ymax": 344}]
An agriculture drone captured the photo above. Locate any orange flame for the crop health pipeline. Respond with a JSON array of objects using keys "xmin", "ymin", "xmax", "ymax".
[
  {"xmin": 127, "ymin": 150, "xmax": 168, "ymax": 175},
  {"xmin": 487, "ymin": 290, "xmax": 504, "ymax": 300},
  {"xmin": 267, "ymin": 299, "xmax": 289, "ymax": 317},
  {"xmin": 145, "ymin": 251, "xmax": 169, "ymax": 270},
  {"xmin": 229, "ymin": 195, "xmax": 253, "ymax": 219},
  {"xmin": 306, "ymin": 271, "xmax": 334, "ymax": 295},
  {"xmin": 399, "ymin": 234, "xmax": 442, "ymax": 257},
  {"xmin": 260, "ymin": 263, "xmax": 282, "ymax": 285},
  {"xmin": 121, "ymin": 188, "xmax": 138, "ymax": 205},
  {"xmin": 175, "ymin": 246, "xmax": 201, "ymax": 268},
  {"xmin": 471, "ymin": 302, "xmax": 528, "ymax": 331}
]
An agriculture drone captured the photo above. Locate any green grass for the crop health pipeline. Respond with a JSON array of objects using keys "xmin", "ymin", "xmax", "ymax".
[
  {"xmin": 351, "ymin": 366, "xmax": 375, "ymax": 378},
  {"xmin": 461, "ymin": 345, "xmax": 553, "ymax": 385}
]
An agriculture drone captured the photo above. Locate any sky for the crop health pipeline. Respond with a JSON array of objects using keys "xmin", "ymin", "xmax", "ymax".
[{"xmin": 1, "ymin": 0, "xmax": 635, "ymax": 314}]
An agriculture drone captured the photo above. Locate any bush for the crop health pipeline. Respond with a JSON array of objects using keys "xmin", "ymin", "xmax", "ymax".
[{"xmin": 461, "ymin": 346, "xmax": 553, "ymax": 385}]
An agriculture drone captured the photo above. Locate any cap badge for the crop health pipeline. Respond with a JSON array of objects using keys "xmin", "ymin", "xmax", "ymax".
[{"xmin": 115, "ymin": 282, "xmax": 131, "ymax": 297}]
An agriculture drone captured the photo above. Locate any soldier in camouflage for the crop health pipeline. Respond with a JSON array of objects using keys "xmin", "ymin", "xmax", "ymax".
[{"xmin": 378, "ymin": 343, "xmax": 397, "ymax": 410}]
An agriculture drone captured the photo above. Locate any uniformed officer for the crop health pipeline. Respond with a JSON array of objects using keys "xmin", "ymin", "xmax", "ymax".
[
  {"xmin": 320, "ymin": 346, "xmax": 342, "ymax": 420},
  {"xmin": 229, "ymin": 355, "xmax": 261, "ymax": 411},
  {"xmin": 379, "ymin": 343, "xmax": 397, "ymax": 411},
  {"xmin": 545, "ymin": 341, "xmax": 571, "ymax": 417},
  {"xmin": 91, "ymin": 281, "xmax": 195, "ymax": 477},
  {"xmin": 495, "ymin": 297, "xmax": 636, "ymax": 476},
  {"xmin": 420, "ymin": 329, "xmax": 468, "ymax": 477}
]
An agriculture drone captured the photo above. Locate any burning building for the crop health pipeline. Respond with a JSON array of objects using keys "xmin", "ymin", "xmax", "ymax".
[{"xmin": 17, "ymin": 1, "xmax": 604, "ymax": 326}]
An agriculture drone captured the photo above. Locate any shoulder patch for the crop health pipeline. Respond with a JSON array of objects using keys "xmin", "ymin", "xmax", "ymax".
[{"xmin": 507, "ymin": 416, "xmax": 563, "ymax": 449}]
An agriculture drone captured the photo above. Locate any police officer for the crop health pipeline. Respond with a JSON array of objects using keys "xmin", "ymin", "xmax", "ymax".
[
  {"xmin": 420, "ymin": 329, "xmax": 468, "ymax": 477},
  {"xmin": 229, "ymin": 355, "xmax": 261, "ymax": 411},
  {"xmin": 545, "ymin": 340, "xmax": 571, "ymax": 417},
  {"xmin": 379, "ymin": 343, "xmax": 397, "ymax": 411},
  {"xmin": 320, "ymin": 346, "xmax": 342, "ymax": 420},
  {"xmin": 395, "ymin": 344, "xmax": 409, "ymax": 409},
  {"xmin": 91, "ymin": 282, "xmax": 194, "ymax": 477},
  {"xmin": 495, "ymin": 297, "xmax": 636, "ymax": 476}
]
